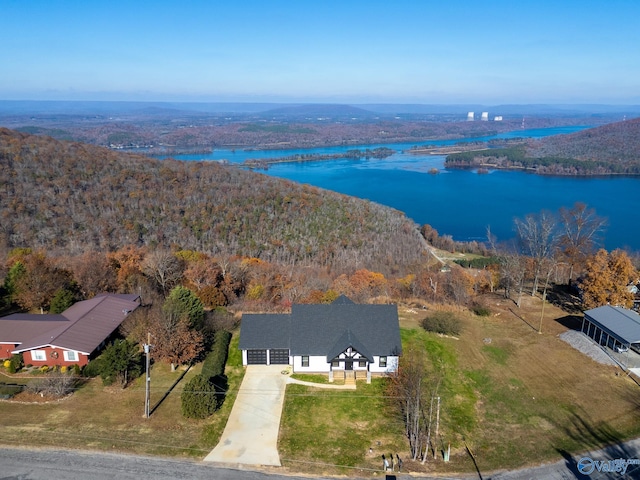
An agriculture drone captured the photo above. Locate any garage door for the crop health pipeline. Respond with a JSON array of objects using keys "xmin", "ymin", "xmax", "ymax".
[
  {"xmin": 246, "ymin": 349, "xmax": 267, "ymax": 365},
  {"xmin": 269, "ymin": 349, "xmax": 290, "ymax": 365}
]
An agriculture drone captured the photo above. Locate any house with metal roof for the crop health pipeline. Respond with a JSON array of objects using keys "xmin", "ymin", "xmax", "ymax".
[
  {"xmin": 239, "ymin": 296, "xmax": 402, "ymax": 383},
  {"xmin": 0, "ymin": 293, "xmax": 140, "ymax": 367},
  {"xmin": 582, "ymin": 305, "xmax": 640, "ymax": 354}
]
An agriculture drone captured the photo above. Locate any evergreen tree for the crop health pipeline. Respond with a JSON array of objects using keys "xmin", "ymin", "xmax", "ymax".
[{"xmin": 181, "ymin": 374, "xmax": 217, "ymax": 418}]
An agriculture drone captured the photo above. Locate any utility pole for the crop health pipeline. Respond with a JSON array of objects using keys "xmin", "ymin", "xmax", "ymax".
[
  {"xmin": 434, "ymin": 396, "xmax": 440, "ymax": 459},
  {"xmin": 144, "ymin": 332, "xmax": 151, "ymax": 418}
]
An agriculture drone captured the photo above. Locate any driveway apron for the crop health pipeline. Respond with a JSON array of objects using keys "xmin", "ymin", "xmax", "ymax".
[{"xmin": 204, "ymin": 365, "xmax": 287, "ymax": 466}]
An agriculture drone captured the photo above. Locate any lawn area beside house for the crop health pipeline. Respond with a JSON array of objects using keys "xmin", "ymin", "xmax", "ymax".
[
  {"xmin": 278, "ymin": 293, "xmax": 640, "ymax": 477},
  {"xmin": 0, "ymin": 334, "xmax": 244, "ymax": 458}
]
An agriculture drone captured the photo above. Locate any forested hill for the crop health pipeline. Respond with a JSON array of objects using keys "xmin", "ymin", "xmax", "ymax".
[
  {"xmin": 0, "ymin": 128, "xmax": 425, "ymax": 274},
  {"xmin": 446, "ymin": 117, "xmax": 640, "ymax": 175},
  {"xmin": 528, "ymin": 117, "xmax": 640, "ymax": 164}
]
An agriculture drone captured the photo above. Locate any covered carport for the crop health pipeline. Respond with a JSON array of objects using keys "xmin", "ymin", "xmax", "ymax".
[{"xmin": 582, "ymin": 305, "xmax": 640, "ymax": 368}]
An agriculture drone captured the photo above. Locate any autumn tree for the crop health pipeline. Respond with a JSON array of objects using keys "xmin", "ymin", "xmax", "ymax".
[
  {"xmin": 580, "ymin": 249, "xmax": 637, "ymax": 309},
  {"xmin": 147, "ymin": 297, "xmax": 204, "ymax": 371},
  {"xmin": 558, "ymin": 202, "xmax": 607, "ymax": 283},
  {"xmin": 12, "ymin": 252, "xmax": 73, "ymax": 311},
  {"xmin": 69, "ymin": 251, "xmax": 118, "ymax": 298},
  {"xmin": 107, "ymin": 245, "xmax": 147, "ymax": 292}
]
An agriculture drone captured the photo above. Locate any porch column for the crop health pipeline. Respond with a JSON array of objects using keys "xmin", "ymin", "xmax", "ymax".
[{"xmin": 329, "ymin": 366, "xmax": 334, "ymax": 383}]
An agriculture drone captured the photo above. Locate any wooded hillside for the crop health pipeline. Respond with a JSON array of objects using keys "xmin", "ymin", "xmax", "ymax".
[
  {"xmin": 446, "ymin": 117, "xmax": 640, "ymax": 175},
  {"xmin": 0, "ymin": 128, "xmax": 425, "ymax": 274}
]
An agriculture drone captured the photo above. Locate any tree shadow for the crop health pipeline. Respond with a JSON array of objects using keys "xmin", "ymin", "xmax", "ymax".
[
  {"xmin": 552, "ymin": 406, "xmax": 640, "ymax": 478},
  {"xmin": 149, "ymin": 364, "xmax": 191, "ymax": 416},
  {"xmin": 212, "ymin": 374, "xmax": 228, "ymax": 410},
  {"xmin": 546, "ymin": 284, "xmax": 583, "ymax": 314},
  {"xmin": 508, "ymin": 307, "xmax": 538, "ymax": 332}
]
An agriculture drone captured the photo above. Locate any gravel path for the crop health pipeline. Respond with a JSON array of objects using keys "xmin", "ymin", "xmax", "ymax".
[{"xmin": 559, "ymin": 330, "xmax": 617, "ymax": 366}]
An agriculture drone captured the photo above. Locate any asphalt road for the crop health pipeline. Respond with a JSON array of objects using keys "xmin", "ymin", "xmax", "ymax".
[
  {"xmin": 0, "ymin": 447, "xmax": 301, "ymax": 480},
  {"xmin": 4, "ymin": 441, "xmax": 640, "ymax": 480}
]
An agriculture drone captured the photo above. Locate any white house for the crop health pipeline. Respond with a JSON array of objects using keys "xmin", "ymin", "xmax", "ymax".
[{"xmin": 238, "ymin": 296, "xmax": 402, "ymax": 383}]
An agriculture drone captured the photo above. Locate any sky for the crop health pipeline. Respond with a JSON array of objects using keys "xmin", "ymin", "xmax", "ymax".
[{"xmin": 2, "ymin": 0, "xmax": 640, "ymax": 104}]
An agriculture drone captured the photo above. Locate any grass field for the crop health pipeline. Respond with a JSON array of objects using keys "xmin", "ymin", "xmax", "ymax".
[{"xmin": 278, "ymin": 293, "xmax": 640, "ymax": 476}]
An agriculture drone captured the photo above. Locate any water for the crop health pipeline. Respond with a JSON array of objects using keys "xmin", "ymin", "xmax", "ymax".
[{"xmin": 168, "ymin": 126, "xmax": 640, "ymax": 252}]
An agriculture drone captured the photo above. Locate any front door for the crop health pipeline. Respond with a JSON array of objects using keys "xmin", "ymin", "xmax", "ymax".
[{"xmin": 345, "ymin": 360, "xmax": 353, "ymax": 371}]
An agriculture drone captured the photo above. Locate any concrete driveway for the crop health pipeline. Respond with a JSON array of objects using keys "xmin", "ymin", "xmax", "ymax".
[{"xmin": 204, "ymin": 365, "xmax": 288, "ymax": 467}]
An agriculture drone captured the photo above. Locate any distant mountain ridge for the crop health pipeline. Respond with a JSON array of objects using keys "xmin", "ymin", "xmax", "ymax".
[{"xmin": 3, "ymin": 100, "xmax": 640, "ymax": 116}]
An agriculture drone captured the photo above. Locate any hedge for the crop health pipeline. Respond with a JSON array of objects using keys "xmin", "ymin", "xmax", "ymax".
[{"xmin": 201, "ymin": 330, "xmax": 232, "ymax": 381}]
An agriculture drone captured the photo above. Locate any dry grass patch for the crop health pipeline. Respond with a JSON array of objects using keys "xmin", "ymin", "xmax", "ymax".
[{"xmin": 0, "ymin": 334, "xmax": 245, "ymax": 459}]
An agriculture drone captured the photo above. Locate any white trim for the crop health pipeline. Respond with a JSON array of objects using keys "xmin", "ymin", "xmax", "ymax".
[
  {"xmin": 63, "ymin": 350, "xmax": 79, "ymax": 362},
  {"xmin": 13, "ymin": 344, "xmax": 90, "ymax": 355},
  {"xmin": 31, "ymin": 350, "xmax": 46, "ymax": 361}
]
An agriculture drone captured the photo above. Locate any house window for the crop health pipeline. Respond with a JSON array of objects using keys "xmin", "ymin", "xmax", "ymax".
[
  {"xmin": 31, "ymin": 350, "xmax": 46, "ymax": 361},
  {"xmin": 331, "ymin": 359, "xmax": 340, "ymax": 368},
  {"xmin": 358, "ymin": 359, "xmax": 367, "ymax": 367},
  {"xmin": 379, "ymin": 356, "xmax": 387, "ymax": 368},
  {"xmin": 64, "ymin": 351, "xmax": 78, "ymax": 362},
  {"xmin": 302, "ymin": 355, "xmax": 309, "ymax": 367}
]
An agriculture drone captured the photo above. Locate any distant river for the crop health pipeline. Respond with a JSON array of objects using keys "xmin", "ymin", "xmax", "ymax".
[{"xmin": 169, "ymin": 126, "xmax": 640, "ymax": 252}]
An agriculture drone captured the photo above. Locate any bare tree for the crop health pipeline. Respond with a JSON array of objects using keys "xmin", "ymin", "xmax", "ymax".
[
  {"xmin": 142, "ymin": 250, "xmax": 184, "ymax": 295},
  {"xmin": 386, "ymin": 343, "xmax": 441, "ymax": 461},
  {"xmin": 558, "ymin": 202, "xmax": 607, "ymax": 283},
  {"xmin": 514, "ymin": 211, "xmax": 558, "ymax": 296}
]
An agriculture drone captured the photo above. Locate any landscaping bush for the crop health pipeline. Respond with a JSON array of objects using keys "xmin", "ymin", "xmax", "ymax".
[
  {"xmin": 82, "ymin": 358, "xmax": 103, "ymax": 378},
  {"xmin": 8, "ymin": 353, "xmax": 24, "ymax": 374},
  {"xmin": 420, "ymin": 311, "xmax": 462, "ymax": 336},
  {"xmin": 181, "ymin": 374, "xmax": 218, "ymax": 418},
  {"xmin": 201, "ymin": 330, "xmax": 232, "ymax": 381}
]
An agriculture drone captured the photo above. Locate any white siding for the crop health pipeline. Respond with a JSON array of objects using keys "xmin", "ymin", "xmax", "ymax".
[
  {"xmin": 292, "ymin": 355, "xmax": 329, "ymax": 373},
  {"xmin": 370, "ymin": 355, "xmax": 399, "ymax": 374}
]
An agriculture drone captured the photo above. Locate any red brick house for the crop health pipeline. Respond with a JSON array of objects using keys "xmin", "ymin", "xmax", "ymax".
[{"xmin": 0, "ymin": 294, "xmax": 140, "ymax": 367}]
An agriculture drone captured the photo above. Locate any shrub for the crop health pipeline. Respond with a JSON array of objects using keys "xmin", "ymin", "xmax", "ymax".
[
  {"xmin": 7, "ymin": 353, "xmax": 23, "ymax": 374},
  {"xmin": 181, "ymin": 374, "xmax": 218, "ymax": 418},
  {"xmin": 60, "ymin": 365, "xmax": 68, "ymax": 374},
  {"xmin": 39, "ymin": 365, "xmax": 49, "ymax": 373},
  {"xmin": 421, "ymin": 311, "xmax": 462, "ymax": 336},
  {"xmin": 3, "ymin": 360, "xmax": 10, "ymax": 369},
  {"xmin": 82, "ymin": 358, "xmax": 103, "ymax": 378},
  {"xmin": 26, "ymin": 374, "xmax": 76, "ymax": 398},
  {"xmin": 471, "ymin": 302, "xmax": 491, "ymax": 317}
]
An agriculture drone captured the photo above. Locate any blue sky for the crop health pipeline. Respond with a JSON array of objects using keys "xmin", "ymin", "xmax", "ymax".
[{"xmin": 2, "ymin": 0, "xmax": 639, "ymax": 104}]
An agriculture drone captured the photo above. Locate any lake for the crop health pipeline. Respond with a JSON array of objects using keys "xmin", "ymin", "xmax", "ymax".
[{"xmin": 169, "ymin": 126, "xmax": 640, "ymax": 252}]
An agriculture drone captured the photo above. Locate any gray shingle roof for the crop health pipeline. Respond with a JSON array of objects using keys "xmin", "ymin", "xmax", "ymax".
[
  {"xmin": 238, "ymin": 314, "xmax": 290, "ymax": 350},
  {"xmin": 584, "ymin": 305, "xmax": 640, "ymax": 344},
  {"xmin": 240, "ymin": 298, "xmax": 401, "ymax": 359}
]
